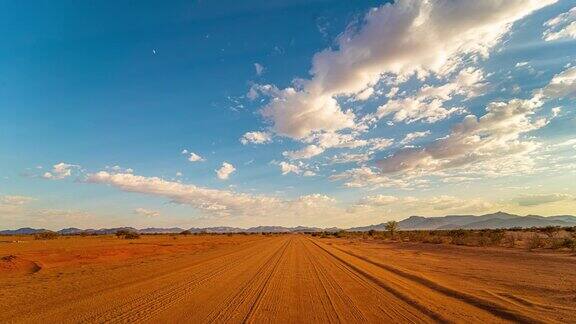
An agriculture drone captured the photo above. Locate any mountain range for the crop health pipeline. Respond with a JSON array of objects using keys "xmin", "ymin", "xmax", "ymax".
[
  {"xmin": 2, "ymin": 212, "xmax": 575, "ymax": 235},
  {"xmin": 349, "ymin": 212, "xmax": 576, "ymax": 231}
]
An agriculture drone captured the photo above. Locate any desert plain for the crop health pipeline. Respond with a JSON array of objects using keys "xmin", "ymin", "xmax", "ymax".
[{"xmin": 1, "ymin": 233, "xmax": 575, "ymax": 323}]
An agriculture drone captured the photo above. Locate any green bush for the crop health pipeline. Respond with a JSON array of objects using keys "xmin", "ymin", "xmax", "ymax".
[{"xmin": 34, "ymin": 231, "xmax": 59, "ymax": 240}]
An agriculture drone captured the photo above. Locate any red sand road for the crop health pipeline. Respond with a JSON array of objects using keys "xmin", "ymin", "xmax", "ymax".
[{"xmin": 0, "ymin": 234, "xmax": 575, "ymax": 323}]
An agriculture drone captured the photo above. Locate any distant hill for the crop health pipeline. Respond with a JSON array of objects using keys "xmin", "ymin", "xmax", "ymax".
[
  {"xmin": 139, "ymin": 227, "xmax": 186, "ymax": 234},
  {"xmin": 0, "ymin": 227, "xmax": 48, "ymax": 235},
  {"xmin": 397, "ymin": 212, "xmax": 576, "ymax": 230},
  {"xmin": 348, "ymin": 212, "xmax": 576, "ymax": 231},
  {"xmin": 2, "ymin": 212, "xmax": 575, "ymax": 235}
]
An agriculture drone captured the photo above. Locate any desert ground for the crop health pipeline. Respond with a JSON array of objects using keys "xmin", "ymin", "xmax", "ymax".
[{"xmin": 1, "ymin": 234, "xmax": 575, "ymax": 323}]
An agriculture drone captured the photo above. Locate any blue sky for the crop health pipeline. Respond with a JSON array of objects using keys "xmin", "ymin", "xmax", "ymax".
[{"xmin": 1, "ymin": 0, "xmax": 575, "ymax": 230}]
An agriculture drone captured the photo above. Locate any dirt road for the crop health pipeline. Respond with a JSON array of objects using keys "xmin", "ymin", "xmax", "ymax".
[{"xmin": 1, "ymin": 234, "xmax": 574, "ymax": 323}]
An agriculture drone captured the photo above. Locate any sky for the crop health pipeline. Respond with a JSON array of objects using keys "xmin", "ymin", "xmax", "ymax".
[{"xmin": 1, "ymin": 0, "xmax": 576, "ymax": 230}]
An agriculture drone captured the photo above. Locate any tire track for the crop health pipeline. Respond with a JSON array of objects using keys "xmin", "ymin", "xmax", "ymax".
[
  {"xmin": 330, "ymin": 244, "xmax": 544, "ymax": 324},
  {"xmin": 241, "ymin": 238, "xmax": 292, "ymax": 323},
  {"xmin": 75, "ymin": 237, "xmax": 278, "ymax": 323},
  {"xmin": 304, "ymin": 237, "xmax": 439, "ymax": 323},
  {"xmin": 204, "ymin": 237, "xmax": 291, "ymax": 323}
]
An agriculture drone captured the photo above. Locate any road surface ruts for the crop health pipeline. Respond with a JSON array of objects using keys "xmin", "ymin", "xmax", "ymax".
[{"xmin": 5, "ymin": 235, "xmax": 561, "ymax": 323}]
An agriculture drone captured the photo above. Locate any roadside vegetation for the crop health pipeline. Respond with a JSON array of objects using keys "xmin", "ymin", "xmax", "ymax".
[
  {"xmin": 33, "ymin": 231, "xmax": 59, "ymax": 240},
  {"xmin": 311, "ymin": 226, "xmax": 576, "ymax": 253}
]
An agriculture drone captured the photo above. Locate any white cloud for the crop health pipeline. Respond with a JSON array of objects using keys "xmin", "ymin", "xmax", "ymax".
[
  {"xmin": 354, "ymin": 87, "xmax": 374, "ymax": 101},
  {"xmin": 330, "ymin": 166, "xmax": 415, "ymax": 189},
  {"xmin": 283, "ymin": 144, "xmax": 325, "ymax": 160},
  {"xmin": 538, "ymin": 66, "xmax": 576, "ymax": 99},
  {"xmin": 256, "ymin": 0, "xmax": 553, "ymax": 139},
  {"xmin": 254, "ymin": 63, "xmax": 265, "ymax": 76},
  {"xmin": 134, "ymin": 208, "xmax": 161, "ymax": 217},
  {"xmin": 216, "ymin": 162, "xmax": 236, "ymax": 180},
  {"xmin": 259, "ymin": 86, "xmax": 356, "ymax": 139},
  {"xmin": 374, "ymin": 62, "xmax": 576, "ymax": 179},
  {"xmin": 329, "ymin": 152, "xmax": 372, "ymax": 165},
  {"xmin": 240, "ymin": 131, "xmax": 272, "ymax": 145},
  {"xmin": 86, "ymin": 171, "xmax": 337, "ymax": 223},
  {"xmin": 279, "ymin": 161, "xmax": 301, "ymax": 175},
  {"xmin": 377, "ymin": 97, "xmax": 545, "ymax": 175},
  {"xmin": 514, "ymin": 193, "xmax": 573, "ymax": 206},
  {"xmin": 357, "ymin": 195, "xmax": 399, "ymax": 206},
  {"xmin": 188, "ymin": 152, "xmax": 205, "ymax": 162},
  {"xmin": 303, "ymin": 170, "xmax": 316, "ymax": 177},
  {"xmin": 42, "ymin": 162, "xmax": 79, "ymax": 180},
  {"xmin": 181, "ymin": 149, "xmax": 188, "ymax": 154},
  {"xmin": 400, "ymin": 130, "xmax": 431, "ymax": 145},
  {"xmin": 543, "ymin": 6, "xmax": 576, "ymax": 41},
  {"xmin": 283, "ymin": 132, "xmax": 393, "ymax": 160},
  {"xmin": 374, "ymin": 68, "xmax": 485, "ymax": 124}
]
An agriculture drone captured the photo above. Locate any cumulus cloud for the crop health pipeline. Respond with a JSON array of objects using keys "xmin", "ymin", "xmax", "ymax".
[
  {"xmin": 216, "ymin": 162, "xmax": 236, "ymax": 180},
  {"xmin": 283, "ymin": 132, "xmax": 393, "ymax": 160},
  {"xmin": 279, "ymin": 161, "xmax": 301, "ymax": 175},
  {"xmin": 374, "ymin": 68, "xmax": 485, "ymax": 124},
  {"xmin": 276, "ymin": 160, "xmax": 316, "ymax": 176},
  {"xmin": 188, "ymin": 152, "xmax": 205, "ymax": 162},
  {"xmin": 259, "ymin": 86, "xmax": 356, "ymax": 139},
  {"xmin": 87, "ymin": 171, "xmax": 278, "ymax": 216},
  {"xmin": 374, "ymin": 61, "xmax": 576, "ymax": 179},
  {"xmin": 514, "ymin": 193, "xmax": 573, "ymax": 206},
  {"xmin": 543, "ymin": 6, "xmax": 576, "ymax": 41},
  {"xmin": 256, "ymin": 0, "xmax": 552, "ymax": 140},
  {"xmin": 330, "ymin": 166, "xmax": 416, "ymax": 189},
  {"xmin": 329, "ymin": 152, "xmax": 372, "ymax": 165},
  {"xmin": 357, "ymin": 195, "xmax": 399, "ymax": 206},
  {"xmin": 538, "ymin": 66, "xmax": 576, "ymax": 99},
  {"xmin": 377, "ymin": 97, "xmax": 545, "ymax": 175},
  {"xmin": 42, "ymin": 162, "xmax": 79, "ymax": 180},
  {"xmin": 400, "ymin": 130, "xmax": 431, "ymax": 145},
  {"xmin": 86, "ymin": 171, "xmax": 336, "ymax": 222},
  {"xmin": 134, "ymin": 208, "xmax": 161, "ymax": 217},
  {"xmin": 240, "ymin": 131, "xmax": 272, "ymax": 145},
  {"xmin": 349, "ymin": 194, "xmax": 494, "ymax": 215},
  {"xmin": 283, "ymin": 145, "xmax": 325, "ymax": 160}
]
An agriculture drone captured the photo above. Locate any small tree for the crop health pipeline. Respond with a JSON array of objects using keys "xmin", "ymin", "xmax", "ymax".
[
  {"xmin": 385, "ymin": 221, "xmax": 398, "ymax": 238},
  {"xmin": 180, "ymin": 230, "xmax": 192, "ymax": 235}
]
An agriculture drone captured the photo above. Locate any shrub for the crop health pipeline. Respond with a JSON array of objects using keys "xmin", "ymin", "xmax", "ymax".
[
  {"xmin": 34, "ymin": 231, "xmax": 59, "ymax": 240},
  {"xmin": 180, "ymin": 230, "xmax": 192, "ymax": 235},
  {"xmin": 540, "ymin": 226, "xmax": 560, "ymax": 238},
  {"xmin": 487, "ymin": 230, "xmax": 505, "ymax": 246},
  {"xmin": 368, "ymin": 229, "xmax": 376, "ymax": 237},
  {"xmin": 503, "ymin": 233, "xmax": 516, "ymax": 248},
  {"xmin": 335, "ymin": 230, "xmax": 347, "ymax": 238},
  {"xmin": 448, "ymin": 229, "xmax": 466, "ymax": 245},
  {"xmin": 115, "ymin": 229, "xmax": 131, "ymax": 237},
  {"xmin": 123, "ymin": 232, "xmax": 140, "ymax": 239},
  {"xmin": 527, "ymin": 234, "xmax": 544, "ymax": 251}
]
